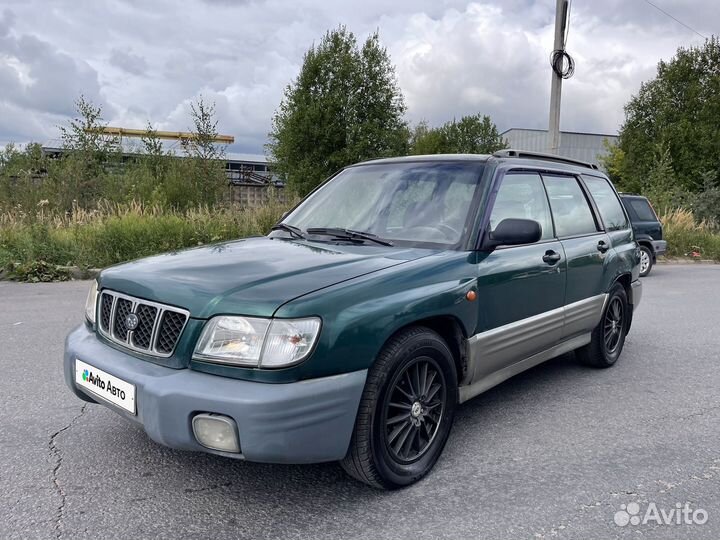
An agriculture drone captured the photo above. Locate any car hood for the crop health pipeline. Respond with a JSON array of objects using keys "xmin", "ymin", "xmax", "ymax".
[{"xmin": 98, "ymin": 236, "xmax": 434, "ymax": 318}]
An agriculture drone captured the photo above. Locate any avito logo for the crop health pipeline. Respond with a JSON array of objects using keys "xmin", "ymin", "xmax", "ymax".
[{"xmin": 614, "ymin": 502, "xmax": 708, "ymax": 527}]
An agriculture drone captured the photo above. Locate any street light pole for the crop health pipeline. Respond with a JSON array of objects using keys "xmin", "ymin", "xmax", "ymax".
[{"xmin": 548, "ymin": 0, "xmax": 568, "ymax": 155}]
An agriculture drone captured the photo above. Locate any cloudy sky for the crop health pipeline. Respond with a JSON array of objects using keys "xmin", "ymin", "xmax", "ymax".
[{"xmin": 0, "ymin": 0, "xmax": 713, "ymax": 154}]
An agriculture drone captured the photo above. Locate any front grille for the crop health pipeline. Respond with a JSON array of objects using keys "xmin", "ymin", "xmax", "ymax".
[
  {"xmin": 97, "ymin": 290, "xmax": 189, "ymax": 357},
  {"xmin": 130, "ymin": 304, "xmax": 158, "ymax": 349},
  {"xmin": 99, "ymin": 294, "xmax": 113, "ymax": 331},
  {"xmin": 113, "ymin": 298, "xmax": 133, "ymax": 341},
  {"xmin": 156, "ymin": 311, "xmax": 186, "ymax": 354}
]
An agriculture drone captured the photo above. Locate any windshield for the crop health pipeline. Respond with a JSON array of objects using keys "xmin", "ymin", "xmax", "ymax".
[{"xmin": 279, "ymin": 161, "xmax": 485, "ymax": 247}]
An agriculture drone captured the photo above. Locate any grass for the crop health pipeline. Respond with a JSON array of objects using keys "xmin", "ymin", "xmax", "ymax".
[
  {"xmin": 3, "ymin": 202, "xmax": 718, "ymax": 282},
  {"xmin": 0, "ymin": 200, "xmax": 292, "ymax": 280},
  {"xmin": 660, "ymin": 208, "xmax": 720, "ymax": 261}
]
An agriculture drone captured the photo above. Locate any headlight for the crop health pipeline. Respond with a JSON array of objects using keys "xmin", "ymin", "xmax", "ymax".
[
  {"xmin": 193, "ymin": 316, "xmax": 321, "ymax": 368},
  {"xmin": 85, "ymin": 280, "xmax": 99, "ymax": 324}
]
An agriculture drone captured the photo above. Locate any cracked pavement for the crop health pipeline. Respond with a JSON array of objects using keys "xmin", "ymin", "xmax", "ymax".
[{"xmin": 1, "ymin": 265, "xmax": 719, "ymax": 539}]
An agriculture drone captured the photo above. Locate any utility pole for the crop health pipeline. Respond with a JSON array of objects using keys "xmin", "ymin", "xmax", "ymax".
[{"xmin": 548, "ymin": 0, "xmax": 569, "ymax": 155}]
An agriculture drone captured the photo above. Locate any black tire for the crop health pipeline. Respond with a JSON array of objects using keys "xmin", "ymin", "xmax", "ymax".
[
  {"xmin": 639, "ymin": 245, "xmax": 653, "ymax": 277},
  {"xmin": 576, "ymin": 283, "xmax": 629, "ymax": 368},
  {"xmin": 340, "ymin": 326, "xmax": 458, "ymax": 489}
]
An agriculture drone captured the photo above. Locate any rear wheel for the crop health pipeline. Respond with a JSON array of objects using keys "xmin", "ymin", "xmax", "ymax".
[
  {"xmin": 639, "ymin": 245, "xmax": 653, "ymax": 277},
  {"xmin": 576, "ymin": 283, "xmax": 629, "ymax": 368},
  {"xmin": 340, "ymin": 326, "xmax": 457, "ymax": 489}
]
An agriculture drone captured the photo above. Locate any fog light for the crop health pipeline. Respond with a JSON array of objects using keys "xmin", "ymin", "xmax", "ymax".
[{"xmin": 192, "ymin": 413, "xmax": 240, "ymax": 453}]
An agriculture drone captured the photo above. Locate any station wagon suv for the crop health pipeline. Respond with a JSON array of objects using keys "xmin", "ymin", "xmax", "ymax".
[
  {"xmin": 64, "ymin": 150, "xmax": 642, "ymax": 489},
  {"xmin": 619, "ymin": 194, "xmax": 667, "ymax": 277}
]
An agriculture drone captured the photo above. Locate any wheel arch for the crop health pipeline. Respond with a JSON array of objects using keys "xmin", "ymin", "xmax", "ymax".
[
  {"xmin": 636, "ymin": 238, "xmax": 655, "ymax": 253},
  {"xmin": 612, "ymin": 272, "xmax": 634, "ymax": 331},
  {"xmin": 613, "ymin": 272, "xmax": 632, "ymax": 293},
  {"xmin": 381, "ymin": 315, "xmax": 468, "ymax": 384}
]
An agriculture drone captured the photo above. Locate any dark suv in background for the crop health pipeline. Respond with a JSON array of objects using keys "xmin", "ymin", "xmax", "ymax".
[{"xmin": 619, "ymin": 194, "xmax": 666, "ymax": 276}]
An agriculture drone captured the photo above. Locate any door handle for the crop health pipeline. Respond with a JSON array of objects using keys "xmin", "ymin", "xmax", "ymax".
[
  {"xmin": 597, "ymin": 240, "xmax": 610, "ymax": 253},
  {"xmin": 542, "ymin": 250, "xmax": 561, "ymax": 264}
]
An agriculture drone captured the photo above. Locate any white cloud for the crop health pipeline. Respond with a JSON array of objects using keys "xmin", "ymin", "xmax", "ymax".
[{"xmin": 0, "ymin": 0, "xmax": 714, "ymax": 151}]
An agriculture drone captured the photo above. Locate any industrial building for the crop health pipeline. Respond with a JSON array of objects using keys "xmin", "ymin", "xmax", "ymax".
[
  {"xmin": 41, "ymin": 140, "xmax": 277, "ymax": 187},
  {"xmin": 501, "ymin": 128, "xmax": 618, "ymax": 167}
]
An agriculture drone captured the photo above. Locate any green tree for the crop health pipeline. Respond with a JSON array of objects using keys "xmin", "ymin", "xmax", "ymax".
[
  {"xmin": 182, "ymin": 97, "xmax": 225, "ymax": 162},
  {"xmin": 158, "ymin": 96, "xmax": 228, "ymax": 209},
  {"xmin": 55, "ymin": 95, "xmax": 122, "ymax": 208},
  {"xmin": 642, "ymin": 144, "xmax": 688, "ymax": 213},
  {"xmin": 268, "ymin": 27, "xmax": 408, "ymax": 195},
  {"xmin": 59, "ymin": 95, "xmax": 120, "ymax": 157},
  {"xmin": 617, "ymin": 37, "xmax": 720, "ymax": 193},
  {"xmin": 409, "ymin": 121, "xmax": 446, "ymax": 155},
  {"xmin": 409, "ymin": 114, "xmax": 506, "ymax": 155}
]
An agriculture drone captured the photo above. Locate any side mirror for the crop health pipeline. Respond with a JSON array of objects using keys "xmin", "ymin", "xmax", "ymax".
[{"xmin": 482, "ymin": 218, "xmax": 541, "ymax": 251}]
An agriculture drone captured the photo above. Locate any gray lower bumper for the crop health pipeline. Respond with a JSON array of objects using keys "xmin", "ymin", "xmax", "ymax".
[
  {"xmin": 64, "ymin": 325, "xmax": 366, "ymax": 464},
  {"xmin": 652, "ymin": 240, "xmax": 667, "ymax": 256}
]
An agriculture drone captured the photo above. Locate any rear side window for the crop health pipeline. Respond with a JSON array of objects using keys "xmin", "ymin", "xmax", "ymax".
[
  {"xmin": 489, "ymin": 172, "xmax": 554, "ymax": 241},
  {"xmin": 583, "ymin": 176, "xmax": 629, "ymax": 231},
  {"xmin": 628, "ymin": 198, "xmax": 657, "ymax": 221},
  {"xmin": 543, "ymin": 175, "xmax": 598, "ymax": 237}
]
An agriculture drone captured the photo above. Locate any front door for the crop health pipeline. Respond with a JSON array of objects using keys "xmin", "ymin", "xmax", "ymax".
[{"xmin": 470, "ymin": 171, "xmax": 567, "ymax": 383}]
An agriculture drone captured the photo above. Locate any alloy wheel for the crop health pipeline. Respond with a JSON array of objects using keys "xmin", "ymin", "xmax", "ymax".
[
  {"xmin": 640, "ymin": 250, "xmax": 650, "ymax": 275},
  {"xmin": 603, "ymin": 296, "xmax": 625, "ymax": 354},
  {"xmin": 383, "ymin": 357, "xmax": 446, "ymax": 464}
]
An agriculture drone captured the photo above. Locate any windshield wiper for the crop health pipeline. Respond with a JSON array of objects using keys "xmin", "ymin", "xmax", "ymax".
[
  {"xmin": 271, "ymin": 222, "xmax": 306, "ymax": 239},
  {"xmin": 306, "ymin": 227, "xmax": 393, "ymax": 246}
]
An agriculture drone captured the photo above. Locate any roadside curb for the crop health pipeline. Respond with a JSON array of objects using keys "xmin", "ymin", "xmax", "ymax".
[
  {"xmin": 657, "ymin": 258, "xmax": 718, "ymax": 265},
  {"xmin": 55, "ymin": 266, "xmax": 102, "ymax": 280},
  {"xmin": 0, "ymin": 265, "xmax": 101, "ymax": 282}
]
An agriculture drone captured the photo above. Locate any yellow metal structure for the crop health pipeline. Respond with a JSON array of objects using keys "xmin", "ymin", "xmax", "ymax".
[{"xmin": 88, "ymin": 126, "xmax": 234, "ymax": 144}]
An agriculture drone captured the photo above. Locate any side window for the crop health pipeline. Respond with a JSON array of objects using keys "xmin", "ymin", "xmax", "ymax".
[
  {"xmin": 629, "ymin": 198, "xmax": 657, "ymax": 221},
  {"xmin": 489, "ymin": 172, "xmax": 554, "ymax": 241},
  {"xmin": 582, "ymin": 176, "xmax": 629, "ymax": 231},
  {"xmin": 543, "ymin": 175, "xmax": 599, "ymax": 237}
]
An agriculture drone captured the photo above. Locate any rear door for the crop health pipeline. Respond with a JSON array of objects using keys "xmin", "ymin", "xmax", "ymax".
[
  {"xmin": 470, "ymin": 171, "xmax": 566, "ymax": 382},
  {"xmin": 542, "ymin": 174, "xmax": 608, "ymax": 339},
  {"xmin": 582, "ymin": 175, "xmax": 634, "ymax": 258}
]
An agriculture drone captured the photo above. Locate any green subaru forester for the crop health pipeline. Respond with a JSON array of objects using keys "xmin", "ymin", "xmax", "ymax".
[{"xmin": 65, "ymin": 150, "xmax": 642, "ymax": 489}]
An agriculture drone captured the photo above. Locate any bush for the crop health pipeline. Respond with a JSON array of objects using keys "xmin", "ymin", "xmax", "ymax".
[
  {"xmin": 660, "ymin": 208, "xmax": 720, "ymax": 261},
  {"xmin": 6, "ymin": 260, "xmax": 71, "ymax": 282}
]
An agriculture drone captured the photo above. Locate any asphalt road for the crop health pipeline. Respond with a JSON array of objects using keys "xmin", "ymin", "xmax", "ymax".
[{"xmin": 1, "ymin": 265, "xmax": 719, "ymax": 539}]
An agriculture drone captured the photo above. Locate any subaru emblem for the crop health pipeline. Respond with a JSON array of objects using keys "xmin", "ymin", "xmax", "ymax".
[{"xmin": 126, "ymin": 313, "xmax": 139, "ymax": 330}]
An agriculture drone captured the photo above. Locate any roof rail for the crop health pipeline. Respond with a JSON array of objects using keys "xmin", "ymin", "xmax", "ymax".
[{"xmin": 493, "ymin": 149, "xmax": 599, "ymax": 170}]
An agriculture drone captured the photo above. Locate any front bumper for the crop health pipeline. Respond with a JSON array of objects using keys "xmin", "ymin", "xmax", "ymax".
[
  {"xmin": 64, "ymin": 325, "xmax": 366, "ymax": 464},
  {"xmin": 652, "ymin": 240, "xmax": 667, "ymax": 257}
]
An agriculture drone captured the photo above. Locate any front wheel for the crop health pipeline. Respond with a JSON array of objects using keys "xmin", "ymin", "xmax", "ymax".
[
  {"xmin": 576, "ymin": 283, "xmax": 629, "ymax": 368},
  {"xmin": 340, "ymin": 327, "xmax": 458, "ymax": 489},
  {"xmin": 639, "ymin": 245, "xmax": 653, "ymax": 277}
]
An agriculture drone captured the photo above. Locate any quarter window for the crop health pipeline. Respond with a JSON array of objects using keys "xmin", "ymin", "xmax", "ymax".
[
  {"xmin": 489, "ymin": 173, "xmax": 554, "ymax": 241},
  {"xmin": 628, "ymin": 198, "xmax": 658, "ymax": 221},
  {"xmin": 582, "ymin": 176, "xmax": 629, "ymax": 231},
  {"xmin": 543, "ymin": 175, "xmax": 598, "ymax": 237}
]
